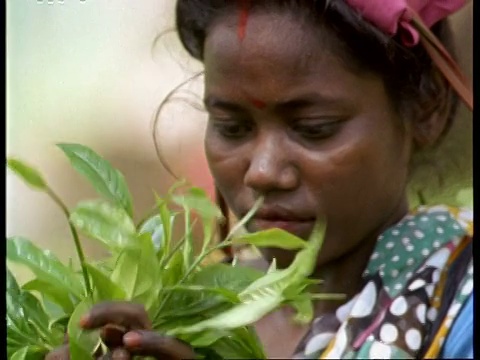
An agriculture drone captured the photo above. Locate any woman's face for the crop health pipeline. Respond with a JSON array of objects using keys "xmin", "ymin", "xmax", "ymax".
[{"xmin": 203, "ymin": 11, "xmax": 413, "ymax": 267}]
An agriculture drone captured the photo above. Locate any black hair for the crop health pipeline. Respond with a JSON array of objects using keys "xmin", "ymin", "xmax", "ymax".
[{"xmin": 175, "ymin": 0, "xmax": 458, "ymax": 144}]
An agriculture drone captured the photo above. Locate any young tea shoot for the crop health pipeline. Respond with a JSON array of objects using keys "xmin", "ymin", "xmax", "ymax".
[{"xmin": 6, "ymin": 144, "xmax": 345, "ymax": 360}]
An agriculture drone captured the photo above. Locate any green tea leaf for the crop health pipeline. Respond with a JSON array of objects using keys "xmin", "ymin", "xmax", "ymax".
[
  {"xmin": 10, "ymin": 346, "xmax": 47, "ymax": 360},
  {"xmin": 283, "ymin": 278, "xmax": 323, "ymax": 300},
  {"xmin": 69, "ymin": 340, "xmax": 95, "ymax": 360},
  {"xmin": 7, "ymin": 317, "xmax": 38, "ymax": 355},
  {"xmin": 7, "ymin": 269, "xmax": 62, "ymax": 348},
  {"xmin": 173, "ymin": 187, "xmax": 224, "ymax": 255},
  {"xmin": 48, "ymin": 312, "xmax": 70, "ymax": 331},
  {"xmin": 176, "ymin": 221, "xmax": 327, "ymax": 335},
  {"xmin": 110, "ymin": 249, "xmax": 143, "ymax": 299},
  {"xmin": 173, "ymin": 292, "xmax": 282, "ymax": 333},
  {"xmin": 22, "ymin": 278, "xmax": 75, "ymax": 314},
  {"xmin": 231, "ymin": 327, "xmax": 266, "ymax": 359},
  {"xmin": 187, "ymin": 330, "xmax": 228, "ymax": 348},
  {"xmin": 84, "ymin": 263, "xmax": 126, "ymax": 301},
  {"xmin": 233, "ymin": 228, "xmax": 308, "ymax": 250},
  {"xmin": 200, "ymin": 217, "xmax": 216, "ymax": 254},
  {"xmin": 19, "ymin": 292, "xmax": 55, "ymax": 343},
  {"xmin": 267, "ymin": 259, "xmax": 277, "ymax": 273},
  {"xmin": 200, "ymin": 336, "xmax": 259, "ymax": 360},
  {"xmin": 67, "ymin": 299, "xmax": 98, "ymax": 360},
  {"xmin": 162, "ymin": 249, "xmax": 185, "ymax": 287},
  {"xmin": 183, "ymin": 206, "xmax": 194, "ymax": 272},
  {"xmin": 165, "ymin": 285, "xmax": 239, "ymax": 303},
  {"xmin": 133, "ymin": 234, "xmax": 164, "ymax": 317},
  {"xmin": 153, "ymin": 194, "xmax": 177, "ymax": 259},
  {"xmin": 239, "ymin": 220, "xmax": 326, "ymax": 299},
  {"xmin": 189, "ymin": 264, "xmax": 263, "ymax": 293},
  {"xmin": 7, "ymin": 237, "xmax": 84, "ymax": 298},
  {"xmin": 7, "ymin": 271, "xmax": 39, "ymax": 346},
  {"xmin": 7, "ymin": 158, "xmax": 48, "ymax": 191},
  {"xmin": 110, "ymin": 235, "xmax": 158, "ymax": 306},
  {"xmin": 172, "ymin": 187, "xmax": 223, "ymax": 221},
  {"xmin": 289, "ymin": 294, "xmax": 314, "ymax": 324},
  {"xmin": 157, "ymin": 290, "xmax": 234, "ymax": 321},
  {"xmin": 10, "ymin": 347, "xmax": 30, "ymax": 360},
  {"xmin": 7, "ymin": 268, "xmax": 21, "ymax": 295},
  {"xmin": 138, "ymin": 214, "xmax": 164, "ymax": 251},
  {"xmin": 160, "ymin": 201, "xmax": 175, "ymax": 254},
  {"xmin": 57, "ymin": 143, "xmax": 133, "ymax": 217},
  {"xmin": 70, "ymin": 200, "xmax": 136, "ymax": 250}
]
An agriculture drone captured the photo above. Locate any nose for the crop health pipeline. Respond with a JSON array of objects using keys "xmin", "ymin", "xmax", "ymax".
[{"xmin": 243, "ymin": 133, "xmax": 299, "ymax": 193}]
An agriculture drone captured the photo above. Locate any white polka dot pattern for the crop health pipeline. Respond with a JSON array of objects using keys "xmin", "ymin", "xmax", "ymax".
[{"xmin": 292, "ymin": 206, "xmax": 472, "ymax": 360}]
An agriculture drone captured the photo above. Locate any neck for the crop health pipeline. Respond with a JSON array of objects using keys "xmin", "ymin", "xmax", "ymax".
[
  {"xmin": 310, "ymin": 197, "xmax": 409, "ymax": 316},
  {"xmin": 309, "ymin": 235, "xmax": 377, "ymax": 315}
]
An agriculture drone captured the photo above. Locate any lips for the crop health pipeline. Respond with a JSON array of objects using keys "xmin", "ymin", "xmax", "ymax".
[{"xmin": 246, "ymin": 206, "xmax": 315, "ymax": 236}]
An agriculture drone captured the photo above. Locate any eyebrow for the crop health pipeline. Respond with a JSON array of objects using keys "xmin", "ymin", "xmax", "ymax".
[
  {"xmin": 275, "ymin": 93, "xmax": 349, "ymax": 111},
  {"xmin": 204, "ymin": 93, "xmax": 349, "ymax": 112},
  {"xmin": 204, "ymin": 96, "xmax": 245, "ymax": 112}
]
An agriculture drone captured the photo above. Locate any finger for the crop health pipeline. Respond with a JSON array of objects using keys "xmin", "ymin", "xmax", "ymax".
[
  {"xmin": 80, "ymin": 302, "xmax": 152, "ymax": 330},
  {"xmin": 101, "ymin": 324, "xmax": 127, "ymax": 349},
  {"xmin": 112, "ymin": 348, "xmax": 132, "ymax": 360},
  {"xmin": 111, "ymin": 348, "xmax": 132, "ymax": 360},
  {"xmin": 45, "ymin": 344, "xmax": 70, "ymax": 360},
  {"xmin": 97, "ymin": 348, "xmax": 131, "ymax": 360},
  {"xmin": 123, "ymin": 330, "xmax": 196, "ymax": 360}
]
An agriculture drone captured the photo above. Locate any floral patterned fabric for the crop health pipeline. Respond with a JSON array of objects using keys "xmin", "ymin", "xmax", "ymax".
[{"xmin": 293, "ymin": 205, "xmax": 473, "ymax": 359}]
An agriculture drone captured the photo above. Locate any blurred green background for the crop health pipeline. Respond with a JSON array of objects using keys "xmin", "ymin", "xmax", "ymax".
[{"xmin": 6, "ymin": 1, "xmax": 472, "ymax": 284}]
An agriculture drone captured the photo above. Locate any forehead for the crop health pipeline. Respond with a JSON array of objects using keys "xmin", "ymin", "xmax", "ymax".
[
  {"xmin": 205, "ymin": 11, "xmax": 335, "ymax": 78},
  {"xmin": 203, "ymin": 10, "xmax": 382, "ymax": 104}
]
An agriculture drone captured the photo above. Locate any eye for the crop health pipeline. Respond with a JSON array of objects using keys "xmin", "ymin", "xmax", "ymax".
[
  {"xmin": 210, "ymin": 118, "xmax": 253, "ymax": 139},
  {"xmin": 292, "ymin": 119, "xmax": 343, "ymax": 140}
]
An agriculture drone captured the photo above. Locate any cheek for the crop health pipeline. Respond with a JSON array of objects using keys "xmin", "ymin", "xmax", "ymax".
[
  {"xmin": 204, "ymin": 129, "xmax": 246, "ymax": 194},
  {"xmin": 304, "ymin": 128, "xmax": 410, "ymax": 212}
]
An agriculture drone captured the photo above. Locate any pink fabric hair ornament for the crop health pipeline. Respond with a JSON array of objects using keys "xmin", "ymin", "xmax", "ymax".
[{"xmin": 345, "ymin": 0, "xmax": 473, "ymax": 111}]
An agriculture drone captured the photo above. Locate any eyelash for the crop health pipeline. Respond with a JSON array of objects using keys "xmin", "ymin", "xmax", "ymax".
[
  {"xmin": 210, "ymin": 118, "xmax": 343, "ymax": 141},
  {"xmin": 211, "ymin": 120, "xmax": 253, "ymax": 139},
  {"xmin": 291, "ymin": 120, "xmax": 342, "ymax": 140}
]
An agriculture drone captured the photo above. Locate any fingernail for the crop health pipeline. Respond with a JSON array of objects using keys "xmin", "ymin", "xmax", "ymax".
[
  {"xmin": 123, "ymin": 332, "xmax": 142, "ymax": 347},
  {"xmin": 78, "ymin": 314, "xmax": 90, "ymax": 327}
]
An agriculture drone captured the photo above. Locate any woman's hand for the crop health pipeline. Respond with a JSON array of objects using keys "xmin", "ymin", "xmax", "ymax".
[{"xmin": 45, "ymin": 301, "xmax": 196, "ymax": 360}]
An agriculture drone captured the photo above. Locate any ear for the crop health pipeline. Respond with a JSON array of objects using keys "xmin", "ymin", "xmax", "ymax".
[{"xmin": 412, "ymin": 77, "xmax": 454, "ymax": 148}]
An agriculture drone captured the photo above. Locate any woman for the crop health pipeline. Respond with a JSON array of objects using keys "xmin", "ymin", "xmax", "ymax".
[{"xmin": 46, "ymin": 0, "xmax": 473, "ymax": 359}]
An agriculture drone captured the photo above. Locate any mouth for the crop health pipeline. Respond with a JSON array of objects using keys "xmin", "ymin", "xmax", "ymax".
[
  {"xmin": 251, "ymin": 218, "xmax": 315, "ymax": 234},
  {"xmin": 245, "ymin": 206, "xmax": 316, "ymax": 237}
]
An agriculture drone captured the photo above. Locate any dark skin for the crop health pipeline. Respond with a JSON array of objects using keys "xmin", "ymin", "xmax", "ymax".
[{"xmin": 45, "ymin": 10, "xmax": 449, "ymax": 360}]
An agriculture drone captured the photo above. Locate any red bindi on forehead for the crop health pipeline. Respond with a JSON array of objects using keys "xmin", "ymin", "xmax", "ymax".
[
  {"xmin": 237, "ymin": 0, "xmax": 251, "ymax": 41},
  {"xmin": 247, "ymin": 97, "xmax": 267, "ymax": 109}
]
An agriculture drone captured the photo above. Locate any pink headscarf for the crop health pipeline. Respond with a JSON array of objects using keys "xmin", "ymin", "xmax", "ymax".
[
  {"xmin": 344, "ymin": 0, "xmax": 466, "ymax": 46},
  {"xmin": 344, "ymin": 0, "xmax": 472, "ymax": 111}
]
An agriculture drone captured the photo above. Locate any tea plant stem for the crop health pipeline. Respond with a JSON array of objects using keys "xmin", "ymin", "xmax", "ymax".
[
  {"xmin": 153, "ymin": 242, "xmax": 230, "ymax": 321},
  {"xmin": 46, "ymin": 188, "xmax": 92, "ymax": 298},
  {"xmin": 178, "ymin": 241, "xmax": 232, "ymax": 285},
  {"xmin": 309, "ymin": 293, "xmax": 346, "ymax": 300},
  {"xmin": 135, "ymin": 204, "xmax": 158, "ymax": 229},
  {"xmin": 154, "ymin": 196, "xmax": 263, "ymax": 323},
  {"xmin": 178, "ymin": 197, "xmax": 264, "ymax": 285},
  {"xmin": 183, "ymin": 205, "xmax": 193, "ymax": 271},
  {"xmin": 224, "ymin": 196, "xmax": 264, "ymax": 243},
  {"xmin": 159, "ymin": 219, "xmax": 197, "ymax": 269}
]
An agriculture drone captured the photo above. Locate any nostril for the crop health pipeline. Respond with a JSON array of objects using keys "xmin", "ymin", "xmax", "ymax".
[
  {"xmin": 244, "ymin": 158, "xmax": 299, "ymax": 192},
  {"xmin": 244, "ymin": 158, "xmax": 277, "ymax": 191}
]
